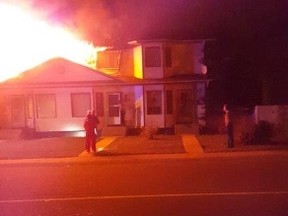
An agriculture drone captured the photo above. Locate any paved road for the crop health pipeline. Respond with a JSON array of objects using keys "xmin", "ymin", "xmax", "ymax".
[{"xmin": 0, "ymin": 153, "xmax": 287, "ymax": 216}]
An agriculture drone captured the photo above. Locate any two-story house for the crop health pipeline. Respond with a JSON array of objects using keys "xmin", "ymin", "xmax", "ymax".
[
  {"xmin": 0, "ymin": 39, "xmax": 210, "ymax": 137},
  {"xmin": 96, "ymin": 39, "xmax": 209, "ymax": 134}
]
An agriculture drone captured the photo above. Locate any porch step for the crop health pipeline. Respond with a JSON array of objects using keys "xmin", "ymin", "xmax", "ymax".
[
  {"xmin": 174, "ymin": 123, "xmax": 199, "ymax": 135},
  {"xmin": 101, "ymin": 126, "xmax": 127, "ymax": 136},
  {"xmin": 0, "ymin": 129, "xmax": 22, "ymax": 140}
]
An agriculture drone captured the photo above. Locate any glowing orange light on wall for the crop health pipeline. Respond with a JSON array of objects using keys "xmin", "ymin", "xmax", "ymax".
[{"xmin": 133, "ymin": 46, "xmax": 143, "ymax": 79}]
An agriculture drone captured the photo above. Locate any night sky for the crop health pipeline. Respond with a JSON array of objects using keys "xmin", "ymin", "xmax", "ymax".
[{"xmin": 12, "ymin": 0, "xmax": 288, "ymax": 105}]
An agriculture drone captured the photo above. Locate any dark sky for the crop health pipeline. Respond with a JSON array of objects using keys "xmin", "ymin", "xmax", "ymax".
[
  {"xmin": 28, "ymin": 0, "xmax": 288, "ymax": 46},
  {"xmin": 11, "ymin": 0, "xmax": 288, "ymax": 105}
]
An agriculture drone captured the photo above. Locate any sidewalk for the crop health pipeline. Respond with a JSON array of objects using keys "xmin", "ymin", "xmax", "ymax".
[
  {"xmin": 81, "ymin": 134, "xmax": 288, "ymax": 158},
  {"xmin": 0, "ymin": 134, "xmax": 287, "ymax": 161}
]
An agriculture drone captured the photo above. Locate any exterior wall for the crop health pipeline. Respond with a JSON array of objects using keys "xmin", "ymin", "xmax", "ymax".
[
  {"xmin": 0, "ymin": 84, "xmax": 139, "ymax": 133},
  {"xmin": 191, "ymin": 41, "xmax": 205, "ymax": 74},
  {"xmin": 0, "ymin": 86, "xmax": 94, "ymax": 132},
  {"xmin": 98, "ymin": 46, "xmax": 143, "ymax": 79},
  {"xmin": 118, "ymin": 49, "xmax": 134, "ymax": 77}
]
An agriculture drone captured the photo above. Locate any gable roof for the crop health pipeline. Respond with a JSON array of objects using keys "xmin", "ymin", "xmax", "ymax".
[{"xmin": 2, "ymin": 57, "xmax": 120, "ymax": 85}]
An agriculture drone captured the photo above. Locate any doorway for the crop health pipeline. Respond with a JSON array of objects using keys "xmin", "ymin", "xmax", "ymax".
[
  {"xmin": 176, "ymin": 90, "xmax": 194, "ymax": 123},
  {"xmin": 107, "ymin": 92, "xmax": 121, "ymax": 125}
]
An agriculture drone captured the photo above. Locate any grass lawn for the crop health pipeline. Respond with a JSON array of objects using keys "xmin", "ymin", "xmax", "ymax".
[
  {"xmin": 103, "ymin": 135, "xmax": 186, "ymax": 155},
  {"xmin": 196, "ymin": 134, "xmax": 288, "ymax": 152}
]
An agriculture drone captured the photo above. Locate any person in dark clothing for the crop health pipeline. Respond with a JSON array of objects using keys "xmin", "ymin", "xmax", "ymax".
[
  {"xmin": 84, "ymin": 110, "xmax": 99, "ymax": 153},
  {"xmin": 223, "ymin": 104, "xmax": 234, "ymax": 148}
]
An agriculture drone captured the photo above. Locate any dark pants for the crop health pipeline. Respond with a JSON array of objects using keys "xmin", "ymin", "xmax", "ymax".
[
  {"xmin": 226, "ymin": 124, "xmax": 234, "ymax": 148},
  {"xmin": 85, "ymin": 131, "xmax": 96, "ymax": 152}
]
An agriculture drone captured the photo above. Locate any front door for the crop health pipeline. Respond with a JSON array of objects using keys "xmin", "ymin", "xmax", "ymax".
[
  {"xmin": 107, "ymin": 93, "xmax": 121, "ymax": 125},
  {"xmin": 10, "ymin": 95, "xmax": 26, "ymax": 128},
  {"xmin": 176, "ymin": 90, "xmax": 194, "ymax": 123}
]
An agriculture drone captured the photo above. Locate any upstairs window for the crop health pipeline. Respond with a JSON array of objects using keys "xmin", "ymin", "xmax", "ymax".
[
  {"xmin": 145, "ymin": 47, "xmax": 161, "ymax": 67},
  {"xmin": 97, "ymin": 51, "xmax": 119, "ymax": 69}
]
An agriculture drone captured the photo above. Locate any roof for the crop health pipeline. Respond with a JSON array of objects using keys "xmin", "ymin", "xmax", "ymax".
[
  {"xmin": 127, "ymin": 39, "xmax": 215, "ymax": 46},
  {"xmin": 1, "ymin": 58, "xmax": 122, "ymax": 87},
  {"xmin": 106, "ymin": 73, "xmax": 211, "ymax": 86},
  {"xmin": 0, "ymin": 57, "xmax": 210, "ymax": 89}
]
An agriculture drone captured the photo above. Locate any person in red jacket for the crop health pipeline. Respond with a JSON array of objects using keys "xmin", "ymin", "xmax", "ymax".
[{"xmin": 84, "ymin": 110, "xmax": 99, "ymax": 153}]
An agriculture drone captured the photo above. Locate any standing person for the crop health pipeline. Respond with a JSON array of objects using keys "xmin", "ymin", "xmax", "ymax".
[
  {"xmin": 223, "ymin": 104, "xmax": 234, "ymax": 148},
  {"xmin": 84, "ymin": 110, "xmax": 96, "ymax": 153},
  {"xmin": 90, "ymin": 109, "xmax": 100, "ymax": 151}
]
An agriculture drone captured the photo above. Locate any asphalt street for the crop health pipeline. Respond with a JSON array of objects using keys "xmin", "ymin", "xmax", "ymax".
[{"xmin": 0, "ymin": 152, "xmax": 287, "ymax": 216}]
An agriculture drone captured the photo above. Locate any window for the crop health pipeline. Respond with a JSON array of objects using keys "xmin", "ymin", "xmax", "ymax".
[
  {"xmin": 36, "ymin": 94, "xmax": 56, "ymax": 118},
  {"xmin": 166, "ymin": 90, "xmax": 173, "ymax": 114},
  {"xmin": 147, "ymin": 90, "xmax": 162, "ymax": 114},
  {"xmin": 71, "ymin": 93, "xmax": 91, "ymax": 117},
  {"xmin": 97, "ymin": 51, "xmax": 119, "ymax": 69},
  {"xmin": 165, "ymin": 47, "xmax": 172, "ymax": 67},
  {"xmin": 95, "ymin": 93, "xmax": 104, "ymax": 116},
  {"xmin": 145, "ymin": 47, "xmax": 161, "ymax": 67},
  {"xmin": 108, "ymin": 93, "xmax": 121, "ymax": 117}
]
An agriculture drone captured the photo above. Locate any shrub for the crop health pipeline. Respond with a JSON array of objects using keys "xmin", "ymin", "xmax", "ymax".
[
  {"xmin": 239, "ymin": 121, "xmax": 274, "ymax": 145},
  {"xmin": 253, "ymin": 121, "xmax": 273, "ymax": 144},
  {"xmin": 141, "ymin": 126, "xmax": 158, "ymax": 139},
  {"xmin": 239, "ymin": 128, "xmax": 255, "ymax": 144}
]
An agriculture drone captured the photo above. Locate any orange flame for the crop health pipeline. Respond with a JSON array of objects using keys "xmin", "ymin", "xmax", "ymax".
[{"xmin": 0, "ymin": 3, "xmax": 106, "ymax": 82}]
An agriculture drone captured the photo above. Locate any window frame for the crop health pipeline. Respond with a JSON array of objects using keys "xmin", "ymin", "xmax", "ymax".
[
  {"xmin": 71, "ymin": 93, "xmax": 91, "ymax": 118},
  {"xmin": 145, "ymin": 46, "xmax": 161, "ymax": 67},
  {"xmin": 36, "ymin": 94, "xmax": 56, "ymax": 118}
]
